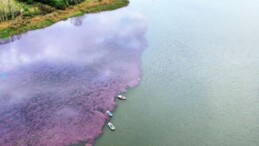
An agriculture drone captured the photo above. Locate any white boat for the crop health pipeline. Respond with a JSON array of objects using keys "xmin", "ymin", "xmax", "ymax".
[
  {"xmin": 117, "ymin": 95, "xmax": 126, "ymax": 100},
  {"xmin": 106, "ymin": 111, "xmax": 113, "ymax": 117},
  {"xmin": 108, "ymin": 122, "xmax": 116, "ymax": 131}
]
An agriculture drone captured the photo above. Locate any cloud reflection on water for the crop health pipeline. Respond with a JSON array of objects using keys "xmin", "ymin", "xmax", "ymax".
[{"xmin": 0, "ymin": 8, "xmax": 147, "ymax": 146}]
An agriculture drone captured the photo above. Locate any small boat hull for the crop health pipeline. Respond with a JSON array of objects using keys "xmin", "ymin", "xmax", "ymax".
[
  {"xmin": 117, "ymin": 95, "xmax": 126, "ymax": 100},
  {"xmin": 108, "ymin": 122, "xmax": 116, "ymax": 131},
  {"xmin": 106, "ymin": 111, "xmax": 113, "ymax": 117}
]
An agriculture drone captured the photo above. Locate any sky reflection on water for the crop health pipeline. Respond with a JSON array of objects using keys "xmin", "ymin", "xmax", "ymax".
[{"xmin": 0, "ymin": 8, "xmax": 147, "ymax": 146}]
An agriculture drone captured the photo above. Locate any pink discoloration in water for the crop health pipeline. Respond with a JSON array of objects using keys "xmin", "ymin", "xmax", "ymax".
[{"xmin": 0, "ymin": 9, "xmax": 147, "ymax": 146}]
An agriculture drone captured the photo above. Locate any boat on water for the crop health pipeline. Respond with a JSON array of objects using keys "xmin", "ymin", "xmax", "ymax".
[
  {"xmin": 117, "ymin": 95, "xmax": 126, "ymax": 100},
  {"xmin": 108, "ymin": 122, "xmax": 116, "ymax": 131},
  {"xmin": 106, "ymin": 111, "xmax": 113, "ymax": 117}
]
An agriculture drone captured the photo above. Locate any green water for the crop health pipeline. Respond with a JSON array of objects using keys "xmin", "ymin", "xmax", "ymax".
[{"xmin": 96, "ymin": 0, "xmax": 259, "ymax": 146}]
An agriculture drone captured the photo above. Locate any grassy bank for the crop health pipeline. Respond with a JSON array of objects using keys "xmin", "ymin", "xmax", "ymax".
[{"xmin": 0, "ymin": 0, "xmax": 129, "ymax": 39}]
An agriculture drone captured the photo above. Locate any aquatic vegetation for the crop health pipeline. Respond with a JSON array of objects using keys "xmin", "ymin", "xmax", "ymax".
[{"xmin": 0, "ymin": 9, "xmax": 147, "ymax": 146}]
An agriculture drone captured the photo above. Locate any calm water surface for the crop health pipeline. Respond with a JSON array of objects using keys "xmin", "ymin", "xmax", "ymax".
[
  {"xmin": 0, "ymin": 0, "xmax": 258, "ymax": 146},
  {"xmin": 0, "ymin": 8, "xmax": 147, "ymax": 146},
  {"xmin": 96, "ymin": 0, "xmax": 259, "ymax": 146}
]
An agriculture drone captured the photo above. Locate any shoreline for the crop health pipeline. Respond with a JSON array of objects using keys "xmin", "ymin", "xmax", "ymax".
[{"xmin": 0, "ymin": 0, "xmax": 129, "ymax": 40}]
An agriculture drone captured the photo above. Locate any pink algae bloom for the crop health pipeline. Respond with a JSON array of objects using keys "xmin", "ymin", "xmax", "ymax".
[{"xmin": 0, "ymin": 9, "xmax": 147, "ymax": 146}]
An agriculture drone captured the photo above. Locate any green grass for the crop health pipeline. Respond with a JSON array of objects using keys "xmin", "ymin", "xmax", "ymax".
[
  {"xmin": 0, "ymin": 0, "xmax": 129, "ymax": 40},
  {"xmin": 0, "ymin": 28, "xmax": 13, "ymax": 39}
]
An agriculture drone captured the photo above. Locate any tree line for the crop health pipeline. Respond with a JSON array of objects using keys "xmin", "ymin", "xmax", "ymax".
[
  {"xmin": 19, "ymin": 0, "xmax": 85, "ymax": 9},
  {"xmin": 0, "ymin": 0, "xmax": 21, "ymax": 22},
  {"xmin": 0, "ymin": 0, "xmax": 86, "ymax": 22}
]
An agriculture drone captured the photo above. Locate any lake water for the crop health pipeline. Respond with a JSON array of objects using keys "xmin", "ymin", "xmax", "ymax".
[
  {"xmin": 0, "ymin": 7, "xmax": 147, "ymax": 146},
  {"xmin": 1, "ymin": 0, "xmax": 259, "ymax": 146},
  {"xmin": 96, "ymin": 0, "xmax": 259, "ymax": 146}
]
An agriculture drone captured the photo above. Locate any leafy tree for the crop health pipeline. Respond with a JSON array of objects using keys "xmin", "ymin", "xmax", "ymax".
[{"xmin": 0, "ymin": 0, "xmax": 21, "ymax": 21}]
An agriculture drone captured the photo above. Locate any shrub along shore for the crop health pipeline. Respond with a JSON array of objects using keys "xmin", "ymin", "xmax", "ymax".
[{"xmin": 0, "ymin": 0, "xmax": 129, "ymax": 39}]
